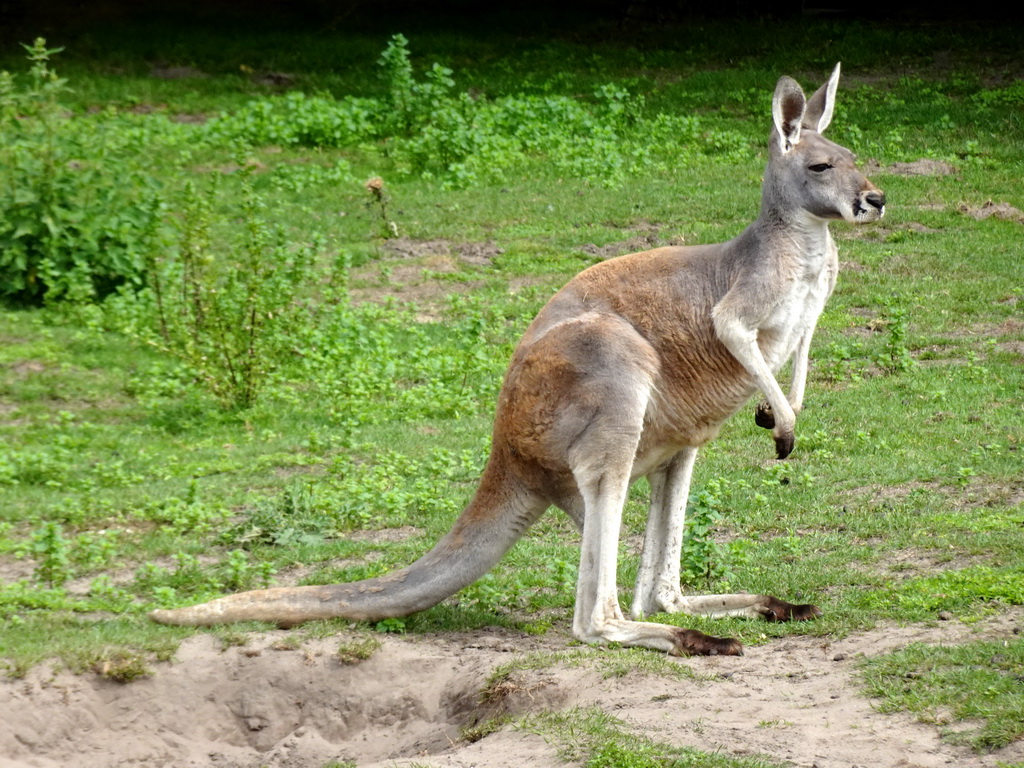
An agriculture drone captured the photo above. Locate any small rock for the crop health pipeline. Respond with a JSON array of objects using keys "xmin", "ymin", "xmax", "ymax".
[{"xmin": 833, "ymin": 653, "xmax": 847, "ymax": 662}]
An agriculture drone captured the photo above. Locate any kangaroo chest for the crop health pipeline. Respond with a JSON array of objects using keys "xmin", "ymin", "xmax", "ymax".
[{"xmin": 757, "ymin": 239, "xmax": 837, "ymax": 371}]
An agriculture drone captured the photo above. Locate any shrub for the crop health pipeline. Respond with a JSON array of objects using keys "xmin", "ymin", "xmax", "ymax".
[
  {"xmin": 203, "ymin": 90, "xmax": 377, "ymax": 149},
  {"xmin": 144, "ymin": 175, "xmax": 320, "ymax": 409},
  {"xmin": 0, "ymin": 39, "xmax": 164, "ymax": 305}
]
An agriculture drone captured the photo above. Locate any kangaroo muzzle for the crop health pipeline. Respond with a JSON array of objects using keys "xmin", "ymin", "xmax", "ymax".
[{"xmin": 855, "ymin": 186, "xmax": 886, "ymax": 220}]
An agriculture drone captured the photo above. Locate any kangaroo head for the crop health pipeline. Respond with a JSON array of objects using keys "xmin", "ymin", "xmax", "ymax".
[{"xmin": 767, "ymin": 63, "xmax": 885, "ymax": 225}]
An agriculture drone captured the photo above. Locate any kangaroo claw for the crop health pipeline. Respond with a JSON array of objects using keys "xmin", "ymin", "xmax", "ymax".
[
  {"xmin": 671, "ymin": 628, "xmax": 744, "ymax": 656},
  {"xmin": 754, "ymin": 401, "xmax": 775, "ymax": 429},
  {"xmin": 758, "ymin": 596, "xmax": 822, "ymax": 622}
]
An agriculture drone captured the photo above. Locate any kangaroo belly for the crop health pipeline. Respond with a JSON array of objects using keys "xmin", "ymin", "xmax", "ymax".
[{"xmin": 641, "ymin": 329, "xmax": 760, "ymax": 451}]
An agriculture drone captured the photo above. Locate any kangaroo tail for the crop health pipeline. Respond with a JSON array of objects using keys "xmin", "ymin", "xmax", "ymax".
[{"xmin": 150, "ymin": 461, "xmax": 544, "ymax": 627}]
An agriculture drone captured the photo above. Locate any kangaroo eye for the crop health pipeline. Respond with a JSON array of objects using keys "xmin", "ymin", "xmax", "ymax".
[{"xmin": 808, "ymin": 163, "xmax": 833, "ymax": 172}]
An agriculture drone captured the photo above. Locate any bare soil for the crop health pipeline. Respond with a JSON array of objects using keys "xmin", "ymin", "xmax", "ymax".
[
  {"xmin": 865, "ymin": 159, "xmax": 958, "ymax": 177},
  {"xmin": 958, "ymin": 201, "xmax": 1024, "ymax": 222},
  {"xmin": 3, "ymin": 609, "xmax": 1023, "ymax": 768},
  {"xmin": 348, "ymin": 238, "xmax": 508, "ymax": 321}
]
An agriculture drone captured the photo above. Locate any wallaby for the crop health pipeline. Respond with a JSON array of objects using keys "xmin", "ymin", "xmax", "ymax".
[{"xmin": 151, "ymin": 65, "xmax": 885, "ymax": 656}]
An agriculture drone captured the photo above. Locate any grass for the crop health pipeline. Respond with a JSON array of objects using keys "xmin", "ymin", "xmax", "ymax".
[
  {"xmin": 860, "ymin": 637, "xmax": 1024, "ymax": 751},
  {"xmin": 0, "ymin": 9, "xmax": 1022, "ymax": 757},
  {"xmin": 519, "ymin": 707, "xmax": 787, "ymax": 768}
]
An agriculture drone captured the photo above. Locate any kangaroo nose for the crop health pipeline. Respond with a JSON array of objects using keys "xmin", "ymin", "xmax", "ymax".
[{"xmin": 866, "ymin": 191, "xmax": 886, "ymax": 210}]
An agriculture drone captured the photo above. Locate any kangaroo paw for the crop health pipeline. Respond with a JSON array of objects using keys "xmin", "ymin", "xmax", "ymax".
[
  {"xmin": 670, "ymin": 628, "xmax": 744, "ymax": 657},
  {"xmin": 754, "ymin": 401, "xmax": 775, "ymax": 429},
  {"xmin": 774, "ymin": 431, "xmax": 795, "ymax": 459},
  {"xmin": 757, "ymin": 596, "xmax": 822, "ymax": 622}
]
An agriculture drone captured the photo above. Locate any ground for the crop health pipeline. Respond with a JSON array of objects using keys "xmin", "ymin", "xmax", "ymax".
[{"xmin": 2, "ymin": 609, "xmax": 1022, "ymax": 768}]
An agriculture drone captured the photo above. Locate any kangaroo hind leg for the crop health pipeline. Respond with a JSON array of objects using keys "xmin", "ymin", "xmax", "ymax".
[
  {"xmin": 561, "ymin": 322, "xmax": 740, "ymax": 656},
  {"xmin": 570, "ymin": 429, "xmax": 741, "ymax": 656},
  {"xmin": 632, "ymin": 448, "xmax": 821, "ymax": 624},
  {"xmin": 631, "ymin": 447, "xmax": 699, "ymax": 619}
]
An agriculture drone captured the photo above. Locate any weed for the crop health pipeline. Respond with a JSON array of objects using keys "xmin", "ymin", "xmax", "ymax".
[
  {"xmin": 336, "ymin": 634, "xmax": 381, "ymax": 664},
  {"xmin": 364, "ymin": 176, "xmax": 398, "ymax": 239},
  {"xmin": 377, "ymin": 33, "xmax": 416, "ymax": 133},
  {"xmin": 267, "ymin": 158, "xmax": 354, "ymax": 194},
  {"xmin": 92, "ymin": 649, "xmax": 152, "ymax": 683},
  {"xmin": 819, "ymin": 339, "xmax": 868, "ymax": 383},
  {"xmin": 955, "ymin": 465, "xmax": 978, "ymax": 488},
  {"xmin": 376, "ymin": 33, "xmax": 455, "ymax": 136},
  {"xmin": 458, "ymin": 573, "xmax": 504, "ymax": 612},
  {"xmin": 142, "ymin": 483, "xmax": 231, "ymax": 536},
  {"xmin": 29, "ymin": 521, "xmax": 71, "ymax": 588},
  {"xmin": 223, "ymin": 482, "xmax": 340, "ymax": 547},
  {"xmin": 0, "ymin": 40, "xmax": 164, "ymax": 305},
  {"xmin": 142, "ymin": 175, "xmax": 321, "ymax": 408},
  {"xmin": 221, "ymin": 549, "xmax": 276, "ymax": 592},
  {"xmin": 876, "ymin": 298, "xmax": 916, "ymax": 374},
  {"xmin": 204, "ymin": 91, "xmax": 376, "ymax": 149},
  {"xmin": 681, "ymin": 478, "xmax": 735, "ymax": 588},
  {"xmin": 374, "ymin": 617, "xmax": 406, "ymax": 634},
  {"xmin": 202, "ymin": 34, "xmax": 754, "ymax": 190}
]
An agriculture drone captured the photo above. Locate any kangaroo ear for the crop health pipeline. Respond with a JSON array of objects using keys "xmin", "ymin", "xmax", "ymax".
[
  {"xmin": 772, "ymin": 76, "xmax": 806, "ymax": 154},
  {"xmin": 803, "ymin": 63, "xmax": 840, "ymax": 133}
]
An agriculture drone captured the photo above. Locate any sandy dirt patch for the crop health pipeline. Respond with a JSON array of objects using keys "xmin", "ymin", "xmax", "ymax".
[
  {"xmin": 2, "ymin": 609, "xmax": 1022, "ymax": 768},
  {"xmin": 865, "ymin": 159, "xmax": 958, "ymax": 176},
  {"xmin": 958, "ymin": 200, "xmax": 1024, "ymax": 222}
]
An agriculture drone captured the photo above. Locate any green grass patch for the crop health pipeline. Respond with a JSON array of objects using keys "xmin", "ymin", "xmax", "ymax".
[
  {"xmin": 860, "ymin": 637, "xmax": 1024, "ymax": 751},
  {"xmin": 520, "ymin": 707, "xmax": 785, "ymax": 768}
]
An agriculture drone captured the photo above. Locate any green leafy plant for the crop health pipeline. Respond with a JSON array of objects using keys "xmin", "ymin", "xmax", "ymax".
[
  {"xmin": 877, "ymin": 298, "xmax": 915, "ymax": 374},
  {"xmin": 193, "ymin": 34, "xmax": 754, "ymax": 190},
  {"xmin": 680, "ymin": 479, "xmax": 735, "ymax": 588},
  {"xmin": 0, "ymin": 39, "xmax": 164, "ymax": 305},
  {"xmin": 204, "ymin": 91, "xmax": 376, "ymax": 149},
  {"xmin": 374, "ymin": 617, "xmax": 407, "ymax": 633},
  {"xmin": 818, "ymin": 339, "xmax": 868, "ymax": 382},
  {"xmin": 220, "ymin": 549, "xmax": 276, "ymax": 592},
  {"xmin": 377, "ymin": 32, "xmax": 419, "ymax": 134},
  {"xmin": 377, "ymin": 33, "xmax": 456, "ymax": 135},
  {"xmin": 144, "ymin": 174, "xmax": 320, "ymax": 408},
  {"xmin": 28, "ymin": 521, "xmax": 72, "ymax": 588},
  {"xmin": 222, "ymin": 481, "xmax": 348, "ymax": 548}
]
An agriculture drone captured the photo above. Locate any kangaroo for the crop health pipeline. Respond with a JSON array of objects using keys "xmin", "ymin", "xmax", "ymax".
[{"xmin": 151, "ymin": 65, "xmax": 885, "ymax": 656}]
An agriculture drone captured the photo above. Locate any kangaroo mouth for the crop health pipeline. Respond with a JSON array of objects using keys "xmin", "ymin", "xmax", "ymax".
[{"xmin": 852, "ymin": 200, "xmax": 884, "ymax": 221}]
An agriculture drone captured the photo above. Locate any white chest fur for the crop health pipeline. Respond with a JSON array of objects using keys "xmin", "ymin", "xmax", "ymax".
[{"xmin": 758, "ymin": 231, "xmax": 838, "ymax": 371}]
